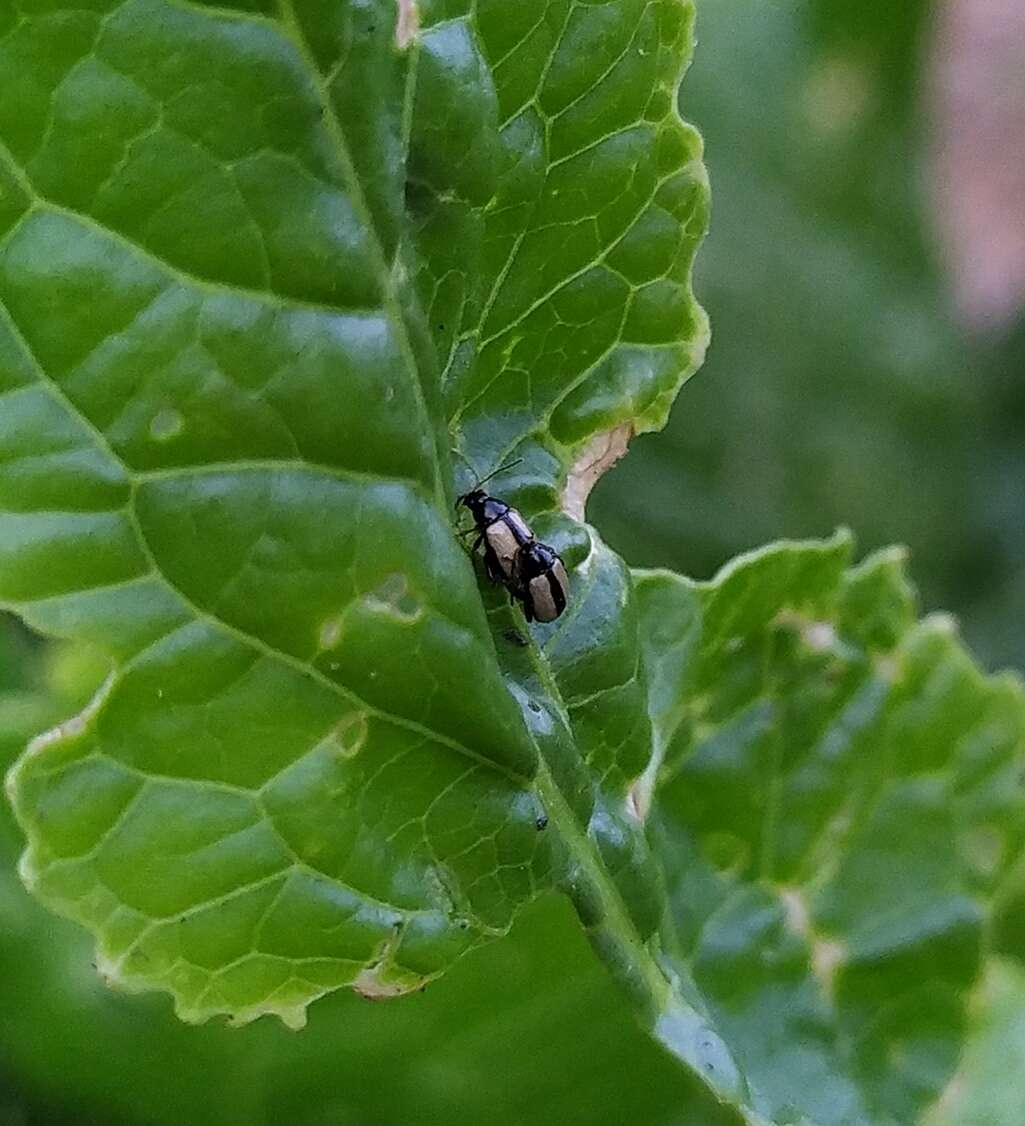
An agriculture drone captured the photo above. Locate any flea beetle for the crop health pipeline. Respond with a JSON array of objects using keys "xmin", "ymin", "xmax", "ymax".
[
  {"xmin": 456, "ymin": 459, "xmax": 571, "ymax": 623},
  {"xmin": 512, "ymin": 540, "xmax": 570, "ymax": 623},
  {"xmin": 456, "ymin": 460, "xmax": 534, "ymax": 585}
]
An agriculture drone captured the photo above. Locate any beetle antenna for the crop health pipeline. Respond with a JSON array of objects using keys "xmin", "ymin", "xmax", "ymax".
[
  {"xmin": 453, "ymin": 455, "xmax": 523, "ymax": 510},
  {"xmin": 472, "ymin": 457, "xmax": 524, "ymax": 492}
]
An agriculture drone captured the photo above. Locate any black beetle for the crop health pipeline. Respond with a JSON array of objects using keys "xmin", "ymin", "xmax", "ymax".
[
  {"xmin": 457, "ymin": 488, "xmax": 534, "ymax": 585},
  {"xmin": 456, "ymin": 459, "xmax": 570, "ymax": 623},
  {"xmin": 512, "ymin": 540, "xmax": 570, "ymax": 623}
]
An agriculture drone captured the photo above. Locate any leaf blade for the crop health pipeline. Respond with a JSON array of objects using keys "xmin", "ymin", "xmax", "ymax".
[
  {"xmin": 635, "ymin": 537, "xmax": 1025, "ymax": 1124},
  {"xmin": 1, "ymin": 0, "xmax": 552, "ymax": 1027}
]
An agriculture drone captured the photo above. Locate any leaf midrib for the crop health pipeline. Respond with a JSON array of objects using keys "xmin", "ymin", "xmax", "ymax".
[
  {"xmin": 276, "ymin": 6, "xmax": 756, "ymax": 1116},
  {"xmin": 273, "ymin": 0, "xmax": 448, "ymax": 511},
  {"xmin": 4, "ymin": 6, "xmax": 760, "ymax": 1117},
  {"xmin": 0, "ymin": 287, "xmax": 527, "ymax": 786}
]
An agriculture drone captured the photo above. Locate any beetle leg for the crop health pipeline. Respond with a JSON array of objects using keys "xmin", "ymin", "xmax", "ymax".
[
  {"xmin": 513, "ymin": 588, "xmax": 533, "ymax": 622},
  {"xmin": 484, "ymin": 550, "xmax": 504, "ymax": 584}
]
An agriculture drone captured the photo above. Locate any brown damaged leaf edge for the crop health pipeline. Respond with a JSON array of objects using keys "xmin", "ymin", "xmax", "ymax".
[
  {"xmin": 396, "ymin": 0, "xmax": 419, "ymax": 49},
  {"xmin": 561, "ymin": 424, "xmax": 635, "ymax": 523}
]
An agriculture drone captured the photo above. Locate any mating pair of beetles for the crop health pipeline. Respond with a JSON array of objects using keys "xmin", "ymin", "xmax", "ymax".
[{"xmin": 457, "ymin": 461, "xmax": 570, "ymax": 623}]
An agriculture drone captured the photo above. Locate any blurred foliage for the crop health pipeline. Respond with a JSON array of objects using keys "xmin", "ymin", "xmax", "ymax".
[
  {"xmin": 593, "ymin": 0, "xmax": 1024, "ymax": 675},
  {"xmin": 3, "ymin": 0, "xmax": 1025, "ymax": 1122},
  {"xmin": 966, "ymin": 321, "xmax": 1025, "ymax": 674},
  {"xmin": 924, "ymin": 958, "xmax": 1025, "ymax": 1126},
  {"xmin": 637, "ymin": 535, "xmax": 1025, "ymax": 1124}
]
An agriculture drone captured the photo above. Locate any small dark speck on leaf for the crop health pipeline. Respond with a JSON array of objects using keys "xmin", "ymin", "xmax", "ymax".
[
  {"xmin": 527, "ymin": 700, "xmax": 542, "ymax": 714},
  {"xmin": 535, "ymin": 815, "xmax": 549, "ymax": 831},
  {"xmin": 458, "ymin": 920, "xmax": 469, "ymax": 930}
]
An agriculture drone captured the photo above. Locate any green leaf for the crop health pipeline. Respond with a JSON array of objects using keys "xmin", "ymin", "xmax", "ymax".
[
  {"xmin": 0, "ymin": 0, "xmax": 560, "ymax": 1028},
  {"xmin": 0, "ymin": 616, "xmax": 740, "ymax": 1125},
  {"xmin": 405, "ymin": 0, "xmax": 713, "ymax": 1016},
  {"xmin": 409, "ymin": 0, "xmax": 709, "ymax": 461},
  {"xmin": 6, "ymin": 5, "xmax": 1019, "ymax": 1123},
  {"xmin": 0, "ymin": 0, "xmax": 717, "ymax": 1075},
  {"xmin": 635, "ymin": 535, "xmax": 1025, "ymax": 1124},
  {"xmin": 0, "ymin": 627, "xmax": 745, "ymax": 1126},
  {"xmin": 924, "ymin": 958, "xmax": 1025, "ymax": 1126}
]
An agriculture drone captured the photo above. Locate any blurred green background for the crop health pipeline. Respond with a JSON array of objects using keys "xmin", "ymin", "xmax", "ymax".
[
  {"xmin": 593, "ymin": 0, "xmax": 1025, "ymax": 676},
  {"xmin": 3, "ymin": 0, "xmax": 1024, "ymax": 1121}
]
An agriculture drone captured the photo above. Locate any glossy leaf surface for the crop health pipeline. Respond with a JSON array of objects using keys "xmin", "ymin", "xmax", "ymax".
[
  {"xmin": 0, "ymin": 614, "xmax": 744, "ymax": 1126},
  {"xmin": 0, "ymin": 0, "xmax": 712, "ymax": 1051},
  {"xmin": 3, "ymin": 2, "xmax": 1025, "ymax": 1123}
]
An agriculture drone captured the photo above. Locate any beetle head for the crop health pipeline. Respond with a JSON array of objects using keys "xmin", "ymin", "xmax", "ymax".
[{"xmin": 456, "ymin": 488, "xmax": 487, "ymax": 515}]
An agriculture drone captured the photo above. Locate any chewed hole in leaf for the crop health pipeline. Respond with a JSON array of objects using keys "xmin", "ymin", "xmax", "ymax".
[
  {"xmin": 812, "ymin": 939, "xmax": 846, "ymax": 997},
  {"xmin": 965, "ymin": 825, "xmax": 1005, "ymax": 880},
  {"xmin": 327, "ymin": 712, "xmax": 369, "ymax": 759},
  {"xmin": 149, "ymin": 408, "xmax": 184, "ymax": 442},
  {"xmin": 395, "ymin": 0, "xmax": 419, "ymax": 49},
  {"xmin": 561, "ymin": 425, "xmax": 633, "ymax": 522},
  {"xmin": 352, "ymin": 924, "xmax": 424, "ymax": 1000},
  {"xmin": 318, "ymin": 615, "xmax": 345, "ymax": 652},
  {"xmin": 801, "ymin": 621, "xmax": 839, "ymax": 652},
  {"xmin": 626, "ymin": 778, "xmax": 652, "ymax": 823},
  {"xmin": 353, "ymin": 964, "xmax": 425, "ymax": 1001},
  {"xmin": 780, "ymin": 887, "xmax": 846, "ymax": 998},
  {"xmin": 362, "ymin": 574, "xmax": 423, "ymax": 624}
]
